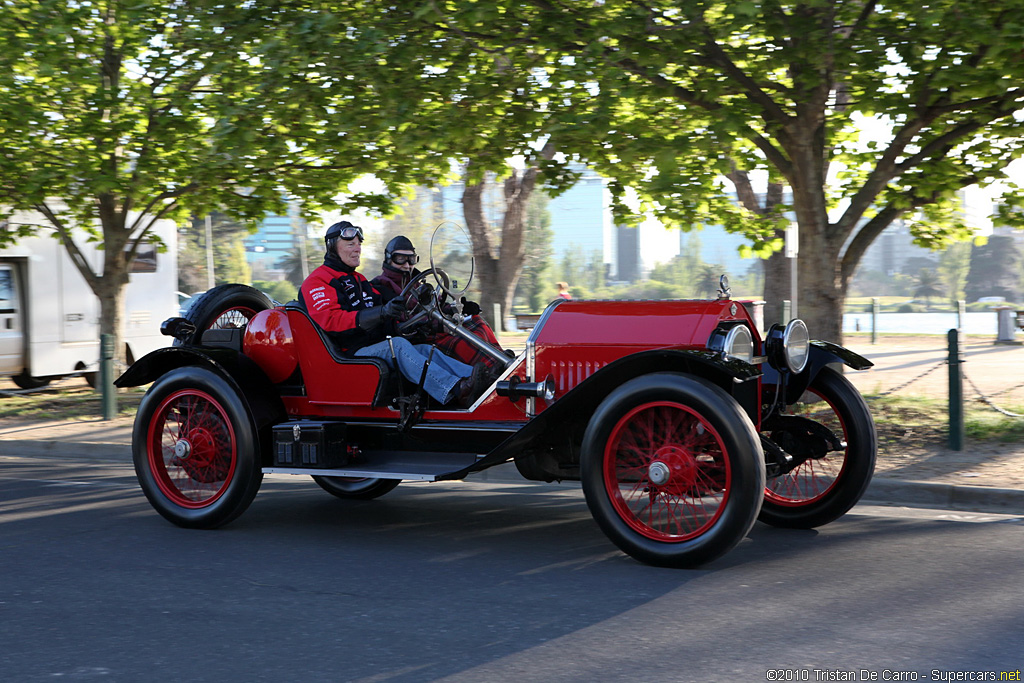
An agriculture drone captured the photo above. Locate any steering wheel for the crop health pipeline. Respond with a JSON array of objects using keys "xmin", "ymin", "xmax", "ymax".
[{"xmin": 395, "ymin": 268, "xmax": 452, "ymax": 336}]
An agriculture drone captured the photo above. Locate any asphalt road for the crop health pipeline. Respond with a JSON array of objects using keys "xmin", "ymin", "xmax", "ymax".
[{"xmin": 2, "ymin": 454, "xmax": 1023, "ymax": 682}]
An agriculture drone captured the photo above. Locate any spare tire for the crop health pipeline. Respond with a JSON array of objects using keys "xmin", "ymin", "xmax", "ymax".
[{"xmin": 173, "ymin": 284, "xmax": 274, "ymax": 347}]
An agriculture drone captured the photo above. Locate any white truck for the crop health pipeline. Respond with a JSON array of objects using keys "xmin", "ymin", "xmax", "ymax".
[{"xmin": 0, "ymin": 215, "xmax": 177, "ymax": 389}]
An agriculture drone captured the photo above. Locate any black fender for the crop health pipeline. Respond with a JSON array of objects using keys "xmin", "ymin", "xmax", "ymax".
[
  {"xmin": 450, "ymin": 348, "xmax": 762, "ymax": 481},
  {"xmin": 761, "ymin": 340, "xmax": 873, "ymax": 405},
  {"xmin": 116, "ymin": 347, "xmax": 287, "ymax": 462}
]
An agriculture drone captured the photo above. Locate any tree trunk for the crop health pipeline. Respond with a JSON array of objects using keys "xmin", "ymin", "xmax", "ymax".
[{"xmin": 461, "ymin": 145, "xmax": 555, "ymax": 332}]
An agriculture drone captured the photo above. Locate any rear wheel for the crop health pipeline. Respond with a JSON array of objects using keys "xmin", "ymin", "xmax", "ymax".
[
  {"xmin": 760, "ymin": 366, "xmax": 876, "ymax": 529},
  {"xmin": 312, "ymin": 476, "xmax": 400, "ymax": 500},
  {"xmin": 132, "ymin": 366, "xmax": 262, "ymax": 528},
  {"xmin": 11, "ymin": 371, "xmax": 51, "ymax": 390},
  {"xmin": 173, "ymin": 284, "xmax": 273, "ymax": 346},
  {"xmin": 581, "ymin": 373, "xmax": 765, "ymax": 568}
]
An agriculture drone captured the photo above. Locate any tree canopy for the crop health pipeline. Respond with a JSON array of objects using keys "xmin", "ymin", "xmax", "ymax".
[{"xmin": 415, "ymin": 0, "xmax": 1024, "ymax": 338}]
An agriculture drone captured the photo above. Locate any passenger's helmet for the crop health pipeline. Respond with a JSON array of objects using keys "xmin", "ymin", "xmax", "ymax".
[{"xmin": 384, "ymin": 235, "xmax": 417, "ymax": 264}]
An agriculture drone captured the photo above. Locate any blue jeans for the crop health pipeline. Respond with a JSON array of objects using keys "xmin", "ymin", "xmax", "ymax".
[{"xmin": 355, "ymin": 337, "xmax": 474, "ymax": 404}]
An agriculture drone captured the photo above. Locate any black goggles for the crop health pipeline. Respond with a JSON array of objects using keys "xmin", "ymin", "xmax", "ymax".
[
  {"xmin": 337, "ymin": 226, "xmax": 364, "ymax": 241},
  {"xmin": 390, "ymin": 253, "xmax": 419, "ymax": 265}
]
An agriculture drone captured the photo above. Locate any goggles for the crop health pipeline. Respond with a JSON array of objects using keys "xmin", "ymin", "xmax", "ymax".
[
  {"xmin": 337, "ymin": 225, "xmax": 364, "ymax": 242},
  {"xmin": 390, "ymin": 253, "xmax": 419, "ymax": 265}
]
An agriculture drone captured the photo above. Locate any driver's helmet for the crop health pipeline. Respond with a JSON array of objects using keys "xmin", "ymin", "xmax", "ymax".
[
  {"xmin": 324, "ymin": 220, "xmax": 364, "ymax": 255},
  {"xmin": 384, "ymin": 235, "xmax": 419, "ymax": 267}
]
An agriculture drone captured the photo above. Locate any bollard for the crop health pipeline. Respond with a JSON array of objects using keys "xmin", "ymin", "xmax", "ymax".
[
  {"xmin": 100, "ymin": 333, "xmax": 117, "ymax": 420},
  {"xmin": 947, "ymin": 328, "xmax": 964, "ymax": 451},
  {"xmin": 871, "ymin": 297, "xmax": 879, "ymax": 344}
]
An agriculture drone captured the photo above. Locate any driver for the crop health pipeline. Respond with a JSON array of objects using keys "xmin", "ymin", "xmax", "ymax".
[
  {"xmin": 300, "ymin": 221, "xmax": 489, "ymax": 408},
  {"xmin": 371, "ymin": 235, "xmax": 508, "ymax": 376}
]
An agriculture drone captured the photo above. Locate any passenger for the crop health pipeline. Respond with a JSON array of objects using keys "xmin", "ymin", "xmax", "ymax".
[
  {"xmin": 371, "ymin": 235, "xmax": 507, "ymax": 375},
  {"xmin": 556, "ymin": 281, "xmax": 572, "ymax": 301},
  {"xmin": 300, "ymin": 221, "xmax": 488, "ymax": 407}
]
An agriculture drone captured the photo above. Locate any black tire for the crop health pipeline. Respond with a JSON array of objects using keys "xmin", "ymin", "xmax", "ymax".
[
  {"xmin": 581, "ymin": 373, "xmax": 766, "ymax": 568},
  {"xmin": 311, "ymin": 476, "xmax": 401, "ymax": 500},
  {"xmin": 760, "ymin": 366, "xmax": 876, "ymax": 529},
  {"xmin": 132, "ymin": 365, "xmax": 263, "ymax": 528},
  {"xmin": 173, "ymin": 284, "xmax": 274, "ymax": 347},
  {"xmin": 11, "ymin": 371, "xmax": 51, "ymax": 390}
]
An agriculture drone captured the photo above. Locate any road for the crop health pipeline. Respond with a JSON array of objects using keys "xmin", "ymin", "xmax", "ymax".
[{"xmin": 2, "ymin": 454, "xmax": 1023, "ymax": 682}]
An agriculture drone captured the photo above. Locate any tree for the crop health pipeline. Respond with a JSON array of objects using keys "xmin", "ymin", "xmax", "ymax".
[
  {"xmin": 937, "ymin": 242, "xmax": 971, "ymax": 305},
  {"xmin": 515, "ymin": 190, "xmax": 554, "ymax": 313},
  {"xmin": 965, "ymin": 235, "xmax": 1023, "ymax": 303},
  {"xmin": 913, "ymin": 269, "xmax": 943, "ymax": 309},
  {"xmin": 422, "ymin": 1, "xmax": 1024, "ymax": 342},
  {"xmin": 0, "ymin": 2, "xmax": 452, "ymax": 364}
]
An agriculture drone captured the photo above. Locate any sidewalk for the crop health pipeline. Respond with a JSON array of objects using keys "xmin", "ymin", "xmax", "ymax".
[{"xmin": 2, "ymin": 333, "xmax": 1023, "ymax": 514}]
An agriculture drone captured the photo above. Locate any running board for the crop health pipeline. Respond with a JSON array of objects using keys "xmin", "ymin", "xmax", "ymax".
[{"xmin": 263, "ymin": 450, "xmax": 481, "ymax": 482}]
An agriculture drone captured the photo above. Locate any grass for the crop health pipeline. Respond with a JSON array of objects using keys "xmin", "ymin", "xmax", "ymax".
[
  {"xmin": 866, "ymin": 392, "xmax": 1024, "ymax": 450},
  {"xmin": 0, "ymin": 381, "xmax": 145, "ymax": 422}
]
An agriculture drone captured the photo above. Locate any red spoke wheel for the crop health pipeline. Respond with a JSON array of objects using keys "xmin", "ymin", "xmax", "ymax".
[
  {"xmin": 174, "ymin": 284, "xmax": 273, "ymax": 347},
  {"xmin": 312, "ymin": 476, "xmax": 400, "ymax": 500},
  {"xmin": 582, "ymin": 373, "xmax": 765, "ymax": 568},
  {"xmin": 760, "ymin": 366, "xmax": 876, "ymax": 529},
  {"xmin": 132, "ymin": 366, "xmax": 262, "ymax": 528}
]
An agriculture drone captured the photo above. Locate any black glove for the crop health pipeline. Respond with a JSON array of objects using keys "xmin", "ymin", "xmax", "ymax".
[
  {"xmin": 355, "ymin": 298, "xmax": 407, "ymax": 332},
  {"xmin": 461, "ymin": 297, "xmax": 481, "ymax": 316},
  {"xmin": 381, "ymin": 296, "xmax": 407, "ymax": 320}
]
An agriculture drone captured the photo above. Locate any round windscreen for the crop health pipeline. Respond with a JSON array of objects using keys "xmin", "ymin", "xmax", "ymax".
[{"xmin": 428, "ymin": 221, "xmax": 474, "ymax": 297}]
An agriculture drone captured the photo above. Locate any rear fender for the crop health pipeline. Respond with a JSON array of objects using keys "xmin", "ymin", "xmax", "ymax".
[
  {"xmin": 761, "ymin": 340, "xmax": 873, "ymax": 405},
  {"xmin": 116, "ymin": 347, "xmax": 287, "ymax": 460}
]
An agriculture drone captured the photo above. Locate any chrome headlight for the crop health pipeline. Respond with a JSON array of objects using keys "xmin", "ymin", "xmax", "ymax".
[
  {"xmin": 766, "ymin": 319, "xmax": 810, "ymax": 373},
  {"xmin": 708, "ymin": 323, "xmax": 754, "ymax": 364}
]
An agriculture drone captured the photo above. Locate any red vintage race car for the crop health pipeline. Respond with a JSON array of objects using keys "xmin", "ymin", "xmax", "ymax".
[{"xmin": 116, "ymin": 223, "xmax": 876, "ymax": 568}]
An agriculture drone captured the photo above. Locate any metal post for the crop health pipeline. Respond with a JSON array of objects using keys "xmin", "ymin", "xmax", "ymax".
[
  {"xmin": 871, "ymin": 297, "xmax": 880, "ymax": 345},
  {"xmin": 205, "ymin": 214, "xmax": 215, "ymax": 289},
  {"xmin": 100, "ymin": 333, "xmax": 117, "ymax": 420},
  {"xmin": 947, "ymin": 328, "xmax": 964, "ymax": 451},
  {"xmin": 492, "ymin": 303, "xmax": 502, "ymax": 337},
  {"xmin": 957, "ymin": 299, "xmax": 966, "ymax": 331}
]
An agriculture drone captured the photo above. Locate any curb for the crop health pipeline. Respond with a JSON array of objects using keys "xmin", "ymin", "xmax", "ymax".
[
  {"xmin": 864, "ymin": 478, "xmax": 1024, "ymax": 514},
  {"xmin": 4, "ymin": 439, "xmax": 1023, "ymax": 516}
]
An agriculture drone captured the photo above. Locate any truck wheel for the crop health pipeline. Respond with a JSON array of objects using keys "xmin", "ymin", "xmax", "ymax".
[
  {"xmin": 132, "ymin": 366, "xmax": 263, "ymax": 528},
  {"xmin": 11, "ymin": 371, "xmax": 51, "ymax": 390},
  {"xmin": 581, "ymin": 373, "xmax": 765, "ymax": 568},
  {"xmin": 312, "ymin": 476, "xmax": 401, "ymax": 500},
  {"xmin": 173, "ymin": 284, "xmax": 274, "ymax": 346},
  {"xmin": 760, "ymin": 366, "xmax": 876, "ymax": 529}
]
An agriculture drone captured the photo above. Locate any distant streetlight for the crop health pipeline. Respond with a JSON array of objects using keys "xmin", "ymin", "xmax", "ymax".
[{"xmin": 785, "ymin": 221, "xmax": 798, "ymax": 318}]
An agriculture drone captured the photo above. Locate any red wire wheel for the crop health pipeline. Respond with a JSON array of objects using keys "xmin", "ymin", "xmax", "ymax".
[
  {"xmin": 147, "ymin": 388, "xmax": 238, "ymax": 508},
  {"xmin": 132, "ymin": 366, "xmax": 263, "ymax": 528},
  {"xmin": 174, "ymin": 284, "xmax": 273, "ymax": 346},
  {"xmin": 760, "ymin": 367, "xmax": 876, "ymax": 529},
  {"xmin": 603, "ymin": 401, "xmax": 731, "ymax": 542},
  {"xmin": 581, "ymin": 373, "xmax": 764, "ymax": 568}
]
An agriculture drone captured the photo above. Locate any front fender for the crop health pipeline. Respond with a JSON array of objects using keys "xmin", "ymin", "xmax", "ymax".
[
  {"xmin": 116, "ymin": 347, "xmax": 287, "ymax": 437},
  {"xmin": 451, "ymin": 348, "xmax": 762, "ymax": 481},
  {"xmin": 762, "ymin": 340, "xmax": 873, "ymax": 404}
]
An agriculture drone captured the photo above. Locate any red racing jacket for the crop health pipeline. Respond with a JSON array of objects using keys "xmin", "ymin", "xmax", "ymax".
[{"xmin": 300, "ymin": 255, "xmax": 383, "ymax": 352}]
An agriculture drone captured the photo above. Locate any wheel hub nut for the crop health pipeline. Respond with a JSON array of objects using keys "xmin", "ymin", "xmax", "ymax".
[
  {"xmin": 648, "ymin": 461, "xmax": 670, "ymax": 486},
  {"xmin": 174, "ymin": 439, "xmax": 192, "ymax": 460}
]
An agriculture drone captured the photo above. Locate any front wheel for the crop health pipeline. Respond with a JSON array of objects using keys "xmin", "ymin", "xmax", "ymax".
[
  {"xmin": 760, "ymin": 366, "xmax": 876, "ymax": 529},
  {"xmin": 581, "ymin": 373, "xmax": 765, "ymax": 568},
  {"xmin": 132, "ymin": 366, "xmax": 263, "ymax": 528},
  {"xmin": 311, "ymin": 476, "xmax": 400, "ymax": 500}
]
